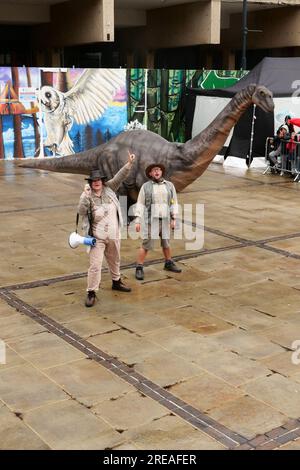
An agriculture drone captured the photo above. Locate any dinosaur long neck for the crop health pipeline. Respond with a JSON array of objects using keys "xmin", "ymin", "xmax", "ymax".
[{"xmin": 171, "ymin": 85, "xmax": 256, "ymax": 191}]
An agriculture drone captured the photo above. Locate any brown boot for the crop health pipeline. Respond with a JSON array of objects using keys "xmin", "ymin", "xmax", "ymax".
[
  {"xmin": 164, "ymin": 259, "xmax": 182, "ymax": 273},
  {"xmin": 85, "ymin": 290, "xmax": 96, "ymax": 307},
  {"xmin": 112, "ymin": 279, "xmax": 131, "ymax": 292},
  {"xmin": 135, "ymin": 265, "xmax": 144, "ymax": 281}
]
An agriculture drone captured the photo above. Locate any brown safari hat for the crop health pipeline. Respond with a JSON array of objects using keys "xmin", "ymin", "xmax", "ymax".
[
  {"xmin": 85, "ymin": 169, "xmax": 108, "ymax": 182},
  {"xmin": 145, "ymin": 163, "xmax": 165, "ymax": 178}
]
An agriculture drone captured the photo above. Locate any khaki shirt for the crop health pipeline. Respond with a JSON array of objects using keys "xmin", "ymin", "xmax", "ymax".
[
  {"xmin": 135, "ymin": 179, "xmax": 178, "ymax": 223},
  {"xmin": 78, "ymin": 162, "xmax": 132, "ymax": 237}
]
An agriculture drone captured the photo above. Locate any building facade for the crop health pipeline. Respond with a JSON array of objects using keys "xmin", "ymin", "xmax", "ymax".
[{"xmin": 0, "ymin": 0, "xmax": 300, "ymax": 69}]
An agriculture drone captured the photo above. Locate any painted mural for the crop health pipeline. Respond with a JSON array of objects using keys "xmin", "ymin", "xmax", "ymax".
[
  {"xmin": 0, "ymin": 67, "xmax": 40, "ymax": 159},
  {"xmin": 0, "ymin": 67, "xmax": 246, "ymax": 158},
  {"xmin": 40, "ymin": 68, "xmax": 127, "ymax": 157},
  {"xmin": 128, "ymin": 69, "xmax": 248, "ymax": 143}
]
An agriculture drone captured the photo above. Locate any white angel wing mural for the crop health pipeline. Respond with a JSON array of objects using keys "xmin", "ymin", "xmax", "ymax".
[{"xmin": 40, "ymin": 68, "xmax": 126, "ymax": 156}]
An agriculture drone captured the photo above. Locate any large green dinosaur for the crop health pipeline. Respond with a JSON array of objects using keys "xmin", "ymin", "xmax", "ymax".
[{"xmin": 19, "ymin": 84, "xmax": 274, "ymax": 200}]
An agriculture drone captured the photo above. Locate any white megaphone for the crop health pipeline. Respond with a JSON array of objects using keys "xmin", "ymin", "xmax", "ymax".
[{"xmin": 68, "ymin": 232, "xmax": 96, "ymax": 249}]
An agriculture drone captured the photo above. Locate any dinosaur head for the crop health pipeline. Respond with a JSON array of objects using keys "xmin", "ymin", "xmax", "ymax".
[{"xmin": 252, "ymin": 85, "xmax": 274, "ymax": 113}]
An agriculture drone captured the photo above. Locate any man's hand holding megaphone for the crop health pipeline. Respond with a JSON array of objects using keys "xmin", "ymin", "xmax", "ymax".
[{"xmin": 84, "ymin": 183, "xmax": 92, "ymax": 197}]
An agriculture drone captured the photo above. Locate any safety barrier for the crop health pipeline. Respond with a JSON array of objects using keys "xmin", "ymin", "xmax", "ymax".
[{"xmin": 264, "ymin": 136, "xmax": 300, "ymax": 182}]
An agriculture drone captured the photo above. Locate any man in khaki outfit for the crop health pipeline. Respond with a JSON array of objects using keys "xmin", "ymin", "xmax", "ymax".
[
  {"xmin": 78, "ymin": 152, "xmax": 135, "ymax": 307},
  {"xmin": 134, "ymin": 163, "xmax": 182, "ymax": 280}
]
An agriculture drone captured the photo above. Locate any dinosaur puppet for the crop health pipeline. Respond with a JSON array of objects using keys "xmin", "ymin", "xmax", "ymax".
[{"xmin": 19, "ymin": 84, "xmax": 274, "ymax": 200}]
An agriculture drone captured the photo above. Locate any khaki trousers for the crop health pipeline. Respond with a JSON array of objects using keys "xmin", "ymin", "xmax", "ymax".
[{"xmin": 87, "ymin": 238, "xmax": 120, "ymax": 291}]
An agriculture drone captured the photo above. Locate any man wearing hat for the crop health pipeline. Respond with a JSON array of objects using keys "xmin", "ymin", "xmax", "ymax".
[
  {"xmin": 78, "ymin": 151, "xmax": 135, "ymax": 307},
  {"xmin": 134, "ymin": 163, "xmax": 182, "ymax": 280}
]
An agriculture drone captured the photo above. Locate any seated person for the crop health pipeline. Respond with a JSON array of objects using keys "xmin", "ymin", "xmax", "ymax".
[{"xmin": 268, "ymin": 126, "xmax": 287, "ymax": 166}]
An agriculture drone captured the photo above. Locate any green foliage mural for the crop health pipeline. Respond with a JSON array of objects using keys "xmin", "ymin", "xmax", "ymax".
[
  {"xmin": 127, "ymin": 69, "xmax": 146, "ymax": 124},
  {"xmin": 128, "ymin": 69, "xmax": 248, "ymax": 143}
]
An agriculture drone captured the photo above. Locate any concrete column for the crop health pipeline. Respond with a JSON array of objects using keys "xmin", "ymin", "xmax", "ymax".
[
  {"xmin": 210, "ymin": 0, "xmax": 221, "ymax": 44},
  {"xmin": 33, "ymin": 0, "xmax": 115, "ymax": 48},
  {"xmin": 226, "ymin": 7, "xmax": 300, "ymax": 50},
  {"xmin": 145, "ymin": 0, "xmax": 221, "ymax": 49},
  {"xmin": 102, "ymin": 0, "xmax": 114, "ymax": 42}
]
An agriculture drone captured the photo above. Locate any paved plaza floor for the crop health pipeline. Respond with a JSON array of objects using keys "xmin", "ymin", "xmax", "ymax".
[{"xmin": 1, "ymin": 160, "xmax": 300, "ymax": 450}]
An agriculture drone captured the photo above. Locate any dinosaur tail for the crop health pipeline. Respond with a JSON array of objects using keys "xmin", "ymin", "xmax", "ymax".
[{"xmin": 17, "ymin": 149, "xmax": 99, "ymax": 175}]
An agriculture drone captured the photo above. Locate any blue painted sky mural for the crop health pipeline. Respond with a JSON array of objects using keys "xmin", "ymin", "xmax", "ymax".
[
  {"xmin": 2, "ymin": 115, "xmax": 36, "ymax": 159},
  {"xmin": 0, "ymin": 67, "xmax": 40, "ymax": 159}
]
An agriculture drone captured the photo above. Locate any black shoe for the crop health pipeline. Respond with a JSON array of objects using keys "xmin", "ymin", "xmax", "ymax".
[
  {"xmin": 112, "ymin": 279, "xmax": 131, "ymax": 292},
  {"xmin": 135, "ymin": 265, "xmax": 144, "ymax": 281},
  {"xmin": 85, "ymin": 290, "xmax": 96, "ymax": 307},
  {"xmin": 164, "ymin": 259, "xmax": 182, "ymax": 273}
]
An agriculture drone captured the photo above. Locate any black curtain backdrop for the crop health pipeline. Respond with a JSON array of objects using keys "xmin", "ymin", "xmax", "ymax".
[
  {"xmin": 185, "ymin": 56, "xmax": 300, "ymax": 160},
  {"xmin": 224, "ymin": 106, "xmax": 274, "ymax": 159}
]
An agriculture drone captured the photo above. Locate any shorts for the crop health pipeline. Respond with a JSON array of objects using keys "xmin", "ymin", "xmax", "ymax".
[{"xmin": 142, "ymin": 218, "xmax": 170, "ymax": 251}]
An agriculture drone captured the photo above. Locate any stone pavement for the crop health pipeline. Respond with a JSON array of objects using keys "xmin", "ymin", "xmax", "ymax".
[{"xmin": 1, "ymin": 160, "xmax": 300, "ymax": 450}]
